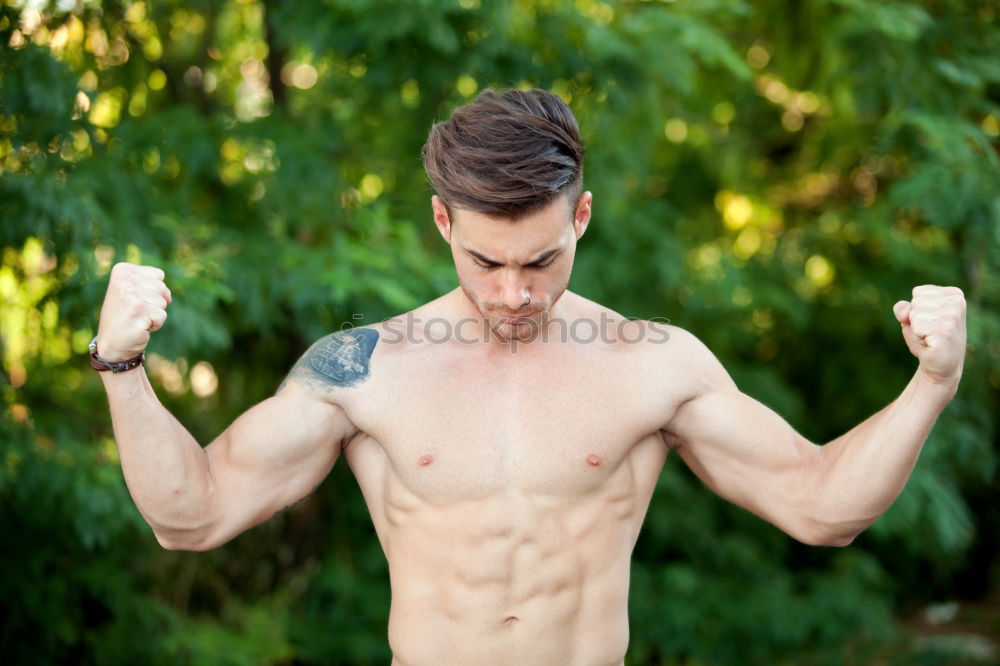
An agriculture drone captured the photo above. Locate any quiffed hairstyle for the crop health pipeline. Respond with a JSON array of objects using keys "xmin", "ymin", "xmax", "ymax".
[{"xmin": 421, "ymin": 88, "xmax": 585, "ymax": 220}]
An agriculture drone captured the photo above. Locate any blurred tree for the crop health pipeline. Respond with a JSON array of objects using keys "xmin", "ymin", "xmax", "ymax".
[{"xmin": 2, "ymin": 0, "xmax": 997, "ymax": 664}]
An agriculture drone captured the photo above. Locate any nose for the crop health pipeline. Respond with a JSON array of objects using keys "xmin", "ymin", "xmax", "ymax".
[{"xmin": 498, "ymin": 269, "xmax": 531, "ymax": 312}]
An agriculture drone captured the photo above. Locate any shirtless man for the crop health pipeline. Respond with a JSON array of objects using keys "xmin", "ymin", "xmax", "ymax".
[{"xmin": 93, "ymin": 89, "xmax": 966, "ymax": 666}]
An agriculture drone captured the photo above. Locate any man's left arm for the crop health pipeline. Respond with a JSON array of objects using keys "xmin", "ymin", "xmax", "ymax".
[{"xmin": 661, "ymin": 285, "xmax": 966, "ymax": 547}]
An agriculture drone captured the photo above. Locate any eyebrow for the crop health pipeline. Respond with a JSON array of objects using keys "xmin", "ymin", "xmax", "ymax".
[{"xmin": 465, "ymin": 247, "xmax": 562, "ymax": 267}]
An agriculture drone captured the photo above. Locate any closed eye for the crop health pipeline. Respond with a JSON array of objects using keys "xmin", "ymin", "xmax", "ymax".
[
  {"xmin": 529, "ymin": 258, "xmax": 557, "ymax": 270},
  {"xmin": 471, "ymin": 253, "xmax": 559, "ymax": 270}
]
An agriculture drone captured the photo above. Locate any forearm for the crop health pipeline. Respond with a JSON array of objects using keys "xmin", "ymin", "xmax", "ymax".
[
  {"xmin": 809, "ymin": 369, "xmax": 958, "ymax": 542},
  {"xmin": 101, "ymin": 368, "xmax": 214, "ymax": 541}
]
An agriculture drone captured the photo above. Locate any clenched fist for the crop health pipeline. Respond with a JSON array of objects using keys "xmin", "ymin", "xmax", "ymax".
[
  {"xmin": 893, "ymin": 285, "xmax": 966, "ymax": 387},
  {"xmin": 96, "ymin": 263, "xmax": 172, "ymax": 362}
]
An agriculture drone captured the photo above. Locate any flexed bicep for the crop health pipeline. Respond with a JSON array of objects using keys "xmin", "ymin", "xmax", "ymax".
[
  {"xmin": 658, "ymin": 329, "xmax": 826, "ymax": 545},
  {"xmin": 174, "ymin": 329, "xmax": 378, "ymax": 551},
  {"xmin": 192, "ymin": 389, "xmax": 357, "ymax": 551},
  {"xmin": 666, "ymin": 388, "xmax": 821, "ymax": 531}
]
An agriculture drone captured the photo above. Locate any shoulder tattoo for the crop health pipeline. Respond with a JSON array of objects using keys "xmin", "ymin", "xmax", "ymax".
[{"xmin": 280, "ymin": 328, "xmax": 379, "ymax": 392}]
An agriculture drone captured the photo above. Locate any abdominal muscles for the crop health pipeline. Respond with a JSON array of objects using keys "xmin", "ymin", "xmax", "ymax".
[{"xmin": 379, "ymin": 453, "xmax": 648, "ymax": 666}]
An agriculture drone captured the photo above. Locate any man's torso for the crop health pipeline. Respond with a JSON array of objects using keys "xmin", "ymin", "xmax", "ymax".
[{"xmin": 323, "ymin": 291, "xmax": 694, "ymax": 666}]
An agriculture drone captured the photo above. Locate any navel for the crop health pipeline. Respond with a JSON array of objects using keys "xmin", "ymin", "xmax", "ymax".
[
  {"xmin": 416, "ymin": 454, "xmax": 435, "ymax": 467},
  {"xmin": 586, "ymin": 454, "xmax": 603, "ymax": 467}
]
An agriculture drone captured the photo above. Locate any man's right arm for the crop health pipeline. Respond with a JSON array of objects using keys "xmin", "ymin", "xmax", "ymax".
[
  {"xmin": 97, "ymin": 263, "xmax": 363, "ymax": 551},
  {"xmin": 102, "ymin": 369, "xmax": 356, "ymax": 550}
]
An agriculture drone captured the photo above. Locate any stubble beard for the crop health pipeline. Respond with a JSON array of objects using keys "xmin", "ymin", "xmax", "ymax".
[{"xmin": 457, "ymin": 279, "xmax": 570, "ymax": 344}]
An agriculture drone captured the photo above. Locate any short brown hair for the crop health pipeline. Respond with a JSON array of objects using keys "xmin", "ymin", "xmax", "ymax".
[{"xmin": 421, "ymin": 88, "xmax": 585, "ymax": 220}]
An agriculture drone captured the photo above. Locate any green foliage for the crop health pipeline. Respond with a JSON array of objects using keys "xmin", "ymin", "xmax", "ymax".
[
  {"xmin": 2, "ymin": 0, "xmax": 998, "ymax": 663},
  {"xmin": 0, "ymin": 414, "xmax": 172, "ymax": 665}
]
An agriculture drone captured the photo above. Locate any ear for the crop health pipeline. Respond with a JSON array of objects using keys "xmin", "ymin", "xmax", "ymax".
[
  {"xmin": 572, "ymin": 191, "xmax": 592, "ymax": 240},
  {"xmin": 431, "ymin": 195, "xmax": 452, "ymax": 244}
]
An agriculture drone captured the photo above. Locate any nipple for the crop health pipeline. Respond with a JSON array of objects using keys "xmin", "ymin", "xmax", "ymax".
[
  {"xmin": 417, "ymin": 454, "xmax": 435, "ymax": 467},
  {"xmin": 586, "ymin": 454, "xmax": 603, "ymax": 467}
]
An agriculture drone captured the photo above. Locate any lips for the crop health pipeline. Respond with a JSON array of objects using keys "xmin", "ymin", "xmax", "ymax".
[{"xmin": 495, "ymin": 311, "xmax": 539, "ymax": 323}]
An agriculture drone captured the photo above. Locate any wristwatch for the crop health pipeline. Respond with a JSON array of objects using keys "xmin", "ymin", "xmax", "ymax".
[{"xmin": 89, "ymin": 336, "xmax": 145, "ymax": 373}]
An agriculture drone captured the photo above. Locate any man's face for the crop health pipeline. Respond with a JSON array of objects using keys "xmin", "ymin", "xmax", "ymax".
[{"xmin": 432, "ymin": 192, "xmax": 592, "ymax": 342}]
